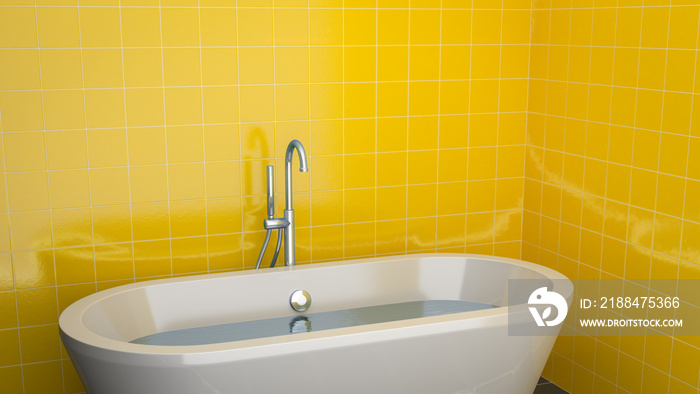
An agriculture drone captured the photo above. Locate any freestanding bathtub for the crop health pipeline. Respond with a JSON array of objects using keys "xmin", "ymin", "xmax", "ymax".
[{"xmin": 59, "ymin": 253, "xmax": 573, "ymax": 394}]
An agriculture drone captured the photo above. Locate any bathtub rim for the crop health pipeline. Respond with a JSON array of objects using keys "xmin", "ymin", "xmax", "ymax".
[{"xmin": 59, "ymin": 253, "xmax": 573, "ymax": 358}]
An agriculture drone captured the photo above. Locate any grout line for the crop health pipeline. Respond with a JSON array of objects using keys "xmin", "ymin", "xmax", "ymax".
[
  {"xmin": 669, "ymin": 6, "xmax": 700, "ymax": 387},
  {"xmin": 0, "ymin": 110, "xmax": 533, "ymax": 132},
  {"xmin": 493, "ymin": 1, "xmax": 504, "ymax": 255},
  {"xmin": 76, "ymin": 0, "xmax": 101, "ymax": 329},
  {"xmin": 594, "ymin": 2, "xmax": 621, "ymax": 390},
  {"xmin": 116, "ymin": 0, "xmax": 138, "ymax": 288},
  {"xmin": 3, "ymin": 3, "xmax": 700, "ymax": 9},
  {"xmin": 196, "ymin": 0, "xmax": 210, "ymax": 273},
  {"xmin": 308, "ymin": 0, "xmax": 313, "ymax": 264},
  {"xmin": 156, "ymin": 0, "xmax": 174, "ymax": 279},
  {"xmin": 374, "ymin": 0, "xmax": 378, "ymax": 258},
  {"xmin": 338, "ymin": 1, "xmax": 344, "ymax": 262},
  {"xmin": 373, "ymin": 1, "xmax": 379, "ymax": 256},
  {"xmin": 0, "ymin": 44, "xmax": 538, "ymax": 51},
  {"xmin": 1, "ymin": 76, "xmax": 535, "ymax": 91},
  {"xmin": 0, "ymin": 38, "xmax": 23, "ymax": 394},
  {"xmin": 0, "ymin": 209, "xmax": 526, "ymax": 250},
  {"xmin": 4, "ymin": 110, "xmax": 697, "ymax": 140},
  {"xmin": 638, "ymin": 0, "xmax": 669, "ymax": 388},
  {"xmin": 0, "ymin": 140, "xmax": 695, "ymax": 184},
  {"xmin": 520, "ymin": 0, "xmax": 534, "ymax": 262},
  {"xmin": 234, "ymin": 2, "xmax": 245, "ymax": 270},
  {"xmin": 544, "ymin": 2, "xmax": 575, "ymax": 388},
  {"xmin": 561, "ymin": 0, "xmax": 594, "ymax": 389},
  {"xmin": 270, "ymin": 0, "xmax": 278, "ymax": 269},
  {"xmin": 403, "ymin": 5, "xmax": 409, "ymax": 255},
  {"xmin": 535, "ymin": 0, "xmax": 554, "ymax": 287},
  {"xmin": 35, "ymin": 2, "xmax": 65, "ymax": 392},
  {"xmin": 615, "ymin": 0, "xmax": 648, "ymax": 390},
  {"xmin": 435, "ymin": 2, "xmax": 442, "ymax": 253}
]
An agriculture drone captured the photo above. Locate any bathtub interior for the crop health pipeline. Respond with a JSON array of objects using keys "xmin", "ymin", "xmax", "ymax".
[{"xmin": 78, "ymin": 256, "xmax": 552, "ymax": 344}]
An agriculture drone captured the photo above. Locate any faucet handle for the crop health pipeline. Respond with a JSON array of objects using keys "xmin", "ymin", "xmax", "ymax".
[
  {"xmin": 266, "ymin": 165, "xmax": 274, "ymax": 218},
  {"xmin": 264, "ymin": 218, "xmax": 290, "ymax": 230}
]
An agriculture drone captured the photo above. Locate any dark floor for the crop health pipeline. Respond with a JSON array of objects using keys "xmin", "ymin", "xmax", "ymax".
[{"xmin": 534, "ymin": 377, "xmax": 569, "ymax": 394}]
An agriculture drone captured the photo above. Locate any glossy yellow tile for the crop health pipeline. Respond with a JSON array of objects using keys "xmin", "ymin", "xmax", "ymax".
[
  {"xmin": 161, "ymin": 8, "xmax": 199, "ymax": 47},
  {"xmin": 88, "ymin": 168, "xmax": 129, "ymax": 208},
  {"xmin": 123, "ymin": 49, "xmax": 162, "ymax": 88},
  {"xmin": 377, "ymin": 187, "xmax": 407, "ymax": 221},
  {"xmin": 121, "ymin": 8, "xmax": 161, "ymax": 47},
  {"xmin": 0, "ymin": 7, "xmax": 37, "ymax": 48},
  {"xmin": 128, "ymin": 128, "xmax": 166, "ymax": 165},
  {"xmin": 208, "ymin": 234, "xmax": 243, "ymax": 271},
  {"xmin": 344, "ymin": 189, "xmax": 375, "ymax": 224},
  {"xmin": 310, "ymin": 191, "xmax": 342, "ymax": 227},
  {"xmin": 6, "ymin": 173, "xmax": 49, "ymax": 212},
  {"xmin": 163, "ymin": 48, "xmax": 201, "ymax": 87},
  {"xmin": 129, "ymin": 166, "xmax": 168, "ymax": 204},
  {"xmin": 84, "ymin": 89, "xmax": 126, "ymax": 129},
  {"xmin": 172, "ymin": 237, "xmax": 207, "ymax": 275},
  {"xmin": 95, "ymin": 243, "xmax": 134, "ymax": 282},
  {"xmin": 80, "ymin": 8, "xmax": 121, "ymax": 48},
  {"xmin": 49, "ymin": 170, "xmax": 90, "ymax": 209},
  {"xmin": 0, "ymin": 329, "xmax": 21, "ymax": 368},
  {"xmin": 169, "ymin": 164, "xmax": 205, "ymax": 201},
  {"xmin": 237, "ymin": 8, "xmax": 273, "ymax": 46},
  {"xmin": 202, "ymin": 48, "xmax": 237, "ymax": 85},
  {"xmin": 200, "ymin": 8, "xmax": 237, "ymax": 47},
  {"xmin": 0, "ymin": 91, "xmax": 44, "ymax": 131},
  {"xmin": 40, "ymin": 49, "xmax": 82, "ymax": 90},
  {"xmin": 377, "ymin": 118, "xmax": 408, "ymax": 152},
  {"xmin": 23, "ymin": 360, "xmax": 64, "ymax": 394},
  {"xmin": 203, "ymin": 125, "xmax": 240, "ymax": 162},
  {"xmin": 133, "ymin": 240, "xmax": 171, "ymax": 278},
  {"xmin": 131, "ymin": 203, "xmax": 169, "ymax": 241},
  {"xmin": 170, "ymin": 201, "xmax": 206, "ymax": 238},
  {"xmin": 376, "ymin": 220, "xmax": 406, "ymax": 255},
  {"xmin": 206, "ymin": 198, "xmax": 241, "ymax": 236},
  {"xmin": 163, "ymin": 88, "xmax": 202, "ymax": 126},
  {"xmin": 378, "ymin": 9, "xmax": 408, "ymax": 45},
  {"xmin": 0, "ymin": 254, "xmax": 12, "ymax": 291},
  {"xmin": 15, "ymin": 287, "xmax": 58, "ymax": 327},
  {"xmin": 3, "ymin": 132, "xmax": 47, "ymax": 172},
  {"xmin": 0, "ymin": 49, "xmax": 41, "ymax": 91},
  {"xmin": 9, "ymin": 211, "xmax": 52, "ymax": 252},
  {"xmin": 36, "ymin": 7, "xmax": 80, "ymax": 48},
  {"xmin": 13, "ymin": 250, "xmax": 55, "ymax": 290},
  {"xmin": 344, "ymin": 119, "xmax": 375, "ymax": 154},
  {"xmin": 310, "ymin": 156, "xmax": 343, "ymax": 191},
  {"xmin": 310, "ymin": 224, "xmax": 342, "ymax": 261},
  {"xmin": 19, "ymin": 324, "xmax": 61, "ymax": 364},
  {"xmin": 309, "ymin": 9, "xmax": 342, "ymax": 45},
  {"xmin": 344, "ymin": 223, "xmax": 375, "ymax": 258}
]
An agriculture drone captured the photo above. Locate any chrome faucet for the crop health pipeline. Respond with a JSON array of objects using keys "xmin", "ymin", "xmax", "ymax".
[
  {"xmin": 255, "ymin": 140, "xmax": 308, "ymax": 268},
  {"xmin": 282, "ymin": 140, "xmax": 308, "ymax": 266}
]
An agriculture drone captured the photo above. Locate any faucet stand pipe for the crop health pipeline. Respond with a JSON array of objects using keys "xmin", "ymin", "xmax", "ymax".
[{"xmin": 283, "ymin": 140, "xmax": 308, "ymax": 266}]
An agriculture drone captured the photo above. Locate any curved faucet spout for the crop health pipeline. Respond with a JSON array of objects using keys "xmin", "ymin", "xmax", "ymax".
[
  {"xmin": 284, "ymin": 140, "xmax": 308, "ymax": 210},
  {"xmin": 285, "ymin": 139, "xmax": 309, "ymax": 173},
  {"xmin": 283, "ymin": 140, "xmax": 308, "ymax": 266}
]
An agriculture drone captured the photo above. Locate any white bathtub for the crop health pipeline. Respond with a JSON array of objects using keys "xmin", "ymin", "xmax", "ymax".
[{"xmin": 59, "ymin": 253, "xmax": 573, "ymax": 394}]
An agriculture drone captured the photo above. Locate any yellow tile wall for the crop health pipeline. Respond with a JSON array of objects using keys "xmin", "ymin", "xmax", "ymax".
[
  {"xmin": 525, "ymin": 1, "xmax": 700, "ymax": 393},
  {"xmin": 0, "ymin": 1, "xmax": 530, "ymax": 392}
]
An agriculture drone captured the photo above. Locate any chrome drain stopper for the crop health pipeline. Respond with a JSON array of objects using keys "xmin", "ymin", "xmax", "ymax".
[{"xmin": 290, "ymin": 290, "xmax": 311, "ymax": 312}]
